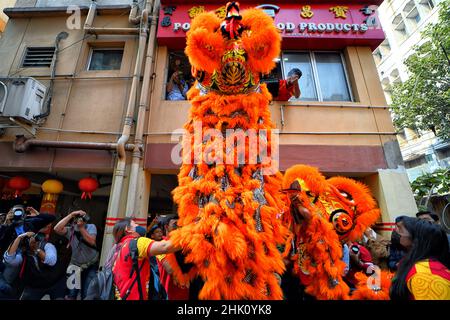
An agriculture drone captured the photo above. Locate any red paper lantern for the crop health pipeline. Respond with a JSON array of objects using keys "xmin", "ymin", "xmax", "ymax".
[
  {"xmin": 7, "ymin": 176, "xmax": 31, "ymax": 198},
  {"xmin": 78, "ymin": 177, "xmax": 99, "ymax": 200}
]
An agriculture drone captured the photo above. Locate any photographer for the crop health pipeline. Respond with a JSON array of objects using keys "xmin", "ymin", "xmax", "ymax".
[
  {"xmin": 0, "ymin": 205, "xmax": 55, "ymax": 258},
  {"xmin": 54, "ymin": 210, "xmax": 98, "ymax": 300},
  {"xmin": 345, "ymin": 241, "xmax": 377, "ymax": 289},
  {"xmin": 3, "ymin": 225, "xmax": 66, "ymax": 300},
  {"xmin": 166, "ymin": 69, "xmax": 189, "ymax": 101}
]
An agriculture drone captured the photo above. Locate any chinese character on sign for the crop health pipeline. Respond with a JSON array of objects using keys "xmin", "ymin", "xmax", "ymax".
[
  {"xmin": 360, "ymin": 6, "xmax": 378, "ymax": 27},
  {"xmin": 329, "ymin": 6, "xmax": 348, "ymax": 19},
  {"xmin": 163, "ymin": 6, "xmax": 176, "ymax": 15},
  {"xmin": 300, "ymin": 5, "xmax": 314, "ymax": 19},
  {"xmin": 188, "ymin": 6, "xmax": 205, "ymax": 19},
  {"xmin": 365, "ymin": 16, "xmax": 378, "ymax": 27},
  {"xmin": 215, "ymin": 6, "xmax": 227, "ymax": 19},
  {"xmin": 360, "ymin": 6, "xmax": 375, "ymax": 16},
  {"xmin": 161, "ymin": 16, "xmax": 172, "ymax": 27}
]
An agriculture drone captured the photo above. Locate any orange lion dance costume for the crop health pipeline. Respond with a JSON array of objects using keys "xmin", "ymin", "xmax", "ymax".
[
  {"xmin": 281, "ymin": 165, "xmax": 392, "ymax": 300},
  {"xmin": 169, "ymin": 3, "xmax": 289, "ymax": 299}
]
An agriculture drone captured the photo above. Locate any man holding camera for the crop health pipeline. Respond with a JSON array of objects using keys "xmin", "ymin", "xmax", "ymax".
[
  {"xmin": 54, "ymin": 210, "xmax": 98, "ymax": 300},
  {"xmin": 0, "ymin": 205, "xmax": 55, "ymax": 258},
  {"xmin": 2, "ymin": 224, "xmax": 66, "ymax": 300},
  {"xmin": 344, "ymin": 240, "xmax": 377, "ymax": 289}
]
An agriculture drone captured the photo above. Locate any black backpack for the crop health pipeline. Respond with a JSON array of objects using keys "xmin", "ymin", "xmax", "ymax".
[{"xmin": 85, "ymin": 239, "xmax": 143, "ymax": 300}]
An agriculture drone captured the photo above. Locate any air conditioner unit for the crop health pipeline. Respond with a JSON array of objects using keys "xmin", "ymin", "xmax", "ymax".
[{"xmin": 0, "ymin": 77, "xmax": 48, "ymax": 125}]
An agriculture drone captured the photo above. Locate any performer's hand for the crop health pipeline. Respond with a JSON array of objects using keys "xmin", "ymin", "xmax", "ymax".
[{"xmin": 291, "ymin": 195, "xmax": 312, "ymax": 222}]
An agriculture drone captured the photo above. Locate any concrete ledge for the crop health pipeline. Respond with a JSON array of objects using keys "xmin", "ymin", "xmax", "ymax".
[{"xmin": 144, "ymin": 143, "xmax": 388, "ymax": 175}]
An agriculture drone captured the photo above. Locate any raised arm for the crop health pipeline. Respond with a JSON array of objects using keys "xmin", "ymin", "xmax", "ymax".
[
  {"xmin": 149, "ymin": 239, "xmax": 179, "ymax": 256},
  {"xmin": 54, "ymin": 210, "xmax": 82, "ymax": 235}
]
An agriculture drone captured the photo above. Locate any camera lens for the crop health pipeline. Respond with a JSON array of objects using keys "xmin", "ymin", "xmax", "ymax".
[{"xmin": 13, "ymin": 209, "xmax": 24, "ymax": 220}]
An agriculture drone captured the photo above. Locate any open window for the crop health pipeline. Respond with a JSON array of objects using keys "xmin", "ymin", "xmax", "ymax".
[{"xmin": 166, "ymin": 51, "xmax": 193, "ymax": 101}]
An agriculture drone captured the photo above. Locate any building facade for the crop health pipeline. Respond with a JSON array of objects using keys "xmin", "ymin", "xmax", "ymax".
[
  {"xmin": 0, "ymin": 0, "xmax": 418, "ymax": 264},
  {"xmin": 374, "ymin": 0, "xmax": 450, "ymax": 181}
]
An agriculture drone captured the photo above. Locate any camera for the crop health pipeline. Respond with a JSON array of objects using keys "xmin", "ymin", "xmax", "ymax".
[
  {"xmin": 351, "ymin": 245, "xmax": 360, "ymax": 254},
  {"xmin": 73, "ymin": 213, "xmax": 90, "ymax": 224},
  {"xmin": 12, "ymin": 205, "xmax": 26, "ymax": 221},
  {"xmin": 33, "ymin": 232, "xmax": 46, "ymax": 242}
]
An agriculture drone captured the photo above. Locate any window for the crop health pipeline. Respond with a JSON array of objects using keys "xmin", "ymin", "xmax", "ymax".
[
  {"xmin": 418, "ymin": 0, "xmax": 436, "ymax": 17},
  {"xmin": 87, "ymin": 48, "xmax": 123, "ymax": 71},
  {"xmin": 420, "ymin": 0, "xmax": 435, "ymax": 10},
  {"xmin": 282, "ymin": 52, "xmax": 352, "ymax": 102},
  {"xmin": 405, "ymin": 155, "xmax": 426, "ymax": 168},
  {"xmin": 373, "ymin": 49, "xmax": 383, "ymax": 63},
  {"xmin": 380, "ymin": 39, "xmax": 391, "ymax": 56},
  {"xmin": 392, "ymin": 14, "xmax": 408, "ymax": 42},
  {"xmin": 425, "ymin": 153, "xmax": 434, "ymax": 162},
  {"xmin": 22, "ymin": 47, "xmax": 55, "ymax": 68},
  {"xmin": 165, "ymin": 51, "xmax": 194, "ymax": 100},
  {"xmin": 390, "ymin": 68, "xmax": 401, "ymax": 84},
  {"xmin": 282, "ymin": 53, "xmax": 317, "ymax": 101},
  {"xmin": 404, "ymin": 2, "xmax": 421, "ymax": 29},
  {"xmin": 436, "ymin": 146, "xmax": 450, "ymax": 160}
]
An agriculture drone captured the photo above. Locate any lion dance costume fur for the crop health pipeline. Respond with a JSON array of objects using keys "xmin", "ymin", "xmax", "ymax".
[
  {"xmin": 168, "ymin": 2, "xmax": 392, "ymax": 300},
  {"xmin": 169, "ymin": 3, "xmax": 289, "ymax": 300},
  {"xmin": 281, "ymin": 165, "xmax": 393, "ymax": 300}
]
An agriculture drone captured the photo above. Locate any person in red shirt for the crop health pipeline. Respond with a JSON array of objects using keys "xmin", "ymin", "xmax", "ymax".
[
  {"xmin": 111, "ymin": 217, "xmax": 179, "ymax": 300},
  {"xmin": 156, "ymin": 215, "xmax": 189, "ymax": 300},
  {"xmin": 274, "ymin": 68, "xmax": 302, "ymax": 101}
]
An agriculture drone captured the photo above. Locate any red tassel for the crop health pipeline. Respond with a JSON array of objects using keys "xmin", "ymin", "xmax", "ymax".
[{"xmin": 81, "ymin": 192, "xmax": 86, "ymax": 200}]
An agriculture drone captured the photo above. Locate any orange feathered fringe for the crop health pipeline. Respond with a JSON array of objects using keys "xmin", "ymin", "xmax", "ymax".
[
  {"xmin": 171, "ymin": 85, "xmax": 290, "ymax": 299},
  {"xmin": 327, "ymin": 177, "xmax": 381, "ymax": 242},
  {"xmin": 170, "ymin": 6, "xmax": 290, "ymax": 298},
  {"xmin": 240, "ymin": 9, "xmax": 282, "ymax": 74},
  {"xmin": 281, "ymin": 165, "xmax": 385, "ymax": 300},
  {"xmin": 350, "ymin": 270, "xmax": 393, "ymax": 300},
  {"xmin": 185, "ymin": 12, "xmax": 224, "ymax": 74}
]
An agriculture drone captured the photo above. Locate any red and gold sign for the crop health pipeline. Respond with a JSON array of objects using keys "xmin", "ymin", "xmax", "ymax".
[
  {"xmin": 40, "ymin": 179, "xmax": 63, "ymax": 215},
  {"xmin": 78, "ymin": 177, "xmax": 99, "ymax": 200},
  {"xmin": 157, "ymin": 2, "xmax": 384, "ymax": 50}
]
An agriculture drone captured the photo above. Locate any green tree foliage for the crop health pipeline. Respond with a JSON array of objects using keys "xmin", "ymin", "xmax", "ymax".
[
  {"xmin": 391, "ymin": 0, "xmax": 450, "ymax": 139},
  {"xmin": 411, "ymin": 168, "xmax": 450, "ymax": 202}
]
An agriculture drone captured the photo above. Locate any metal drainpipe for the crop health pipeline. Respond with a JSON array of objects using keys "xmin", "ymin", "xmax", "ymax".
[
  {"xmin": 108, "ymin": 9, "xmax": 149, "ymax": 216},
  {"xmin": 128, "ymin": 0, "xmax": 141, "ymax": 24},
  {"xmin": 83, "ymin": 1, "xmax": 97, "ymax": 30},
  {"xmin": 83, "ymin": 1, "xmax": 139, "ymax": 35},
  {"xmin": 98, "ymin": 4, "xmax": 150, "ymax": 266},
  {"xmin": 125, "ymin": 0, "xmax": 158, "ymax": 217},
  {"xmin": 13, "ymin": 135, "xmax": 135, "ymax": 152}
]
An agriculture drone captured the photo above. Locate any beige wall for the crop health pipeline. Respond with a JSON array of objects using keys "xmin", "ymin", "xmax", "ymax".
[
  {"xmin": 0, "ymin": 0, "xmax": 16, "ymax": 33},
  {"xmin": 0, "ymin": 14, "xmax": 138, "ymax": 145},
  {"xmin": 146, "ymin": 46, "xmax": 397, "ymax": 148}
]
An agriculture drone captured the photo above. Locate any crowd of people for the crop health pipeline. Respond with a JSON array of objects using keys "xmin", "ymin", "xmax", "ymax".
[{"xmin": 0, "ymin": 202, "xmax": 449, "ymax": 300}]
